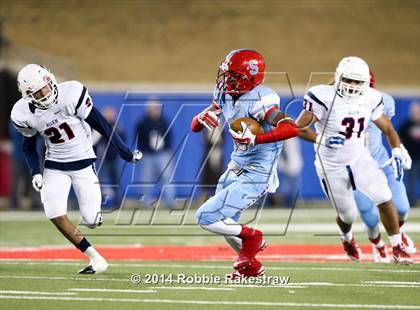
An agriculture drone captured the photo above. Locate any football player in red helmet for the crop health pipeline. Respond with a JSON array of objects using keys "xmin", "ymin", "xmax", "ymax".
[
  {"xmin": 191, "ymin": 49, "xmax": 299, "ymax": 278},
  {"xmin": 216, "ymin": 49, "xmax": 266, "ymax": 97}
]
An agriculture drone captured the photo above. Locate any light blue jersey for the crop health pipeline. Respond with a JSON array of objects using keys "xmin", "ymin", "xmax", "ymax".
[
  {"xmin": 214, "ymin": 84, "xmax": 283, "ymax": 176},
  {"xmin": 355, "ymin": 91, "xmax": 410, "ymax": 227},
  {"xmin": 366, "ymin": 92, "xmax": 395, "ymax": 166},
  {"xmin": 196, "ymin": 85, "xmax": 283, "ymax": 225}
]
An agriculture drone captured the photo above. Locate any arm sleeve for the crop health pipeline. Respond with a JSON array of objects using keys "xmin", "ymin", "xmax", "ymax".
[
  {"xmin": 85, "ymin": 107, "xmax": 133, "ymax": 161},
  {"xmin": 22, "ymin": 135, "xmax": 41, "ymax": 176},
  {"xmin": 303, "ymin": 90, "xmax": 328, "ymax": 120},
  {"xmin": 250, "ymin": 93, "xmax": 280, "ymax": 121},
  {"xmin": 255, "ymin": 121, "xmax": 299, "ymax": 144}
]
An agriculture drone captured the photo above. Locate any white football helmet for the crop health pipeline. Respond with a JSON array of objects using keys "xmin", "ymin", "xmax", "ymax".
[
  {"xmin": 334, "ymin": 56, "xmax": 370, "ymax": 99},
  {"xmin": 17, "ymin": 64, "xmax": 58, "ymax": 109}
]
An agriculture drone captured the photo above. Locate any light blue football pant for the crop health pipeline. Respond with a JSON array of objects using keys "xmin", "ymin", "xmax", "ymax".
[
  {"xmin": 354, "ymin": 164, "xmax": 410, "ymax": 228},
  {"xmin": 196, "ymin": 168, "xmax": 269, "ymax": 225}
]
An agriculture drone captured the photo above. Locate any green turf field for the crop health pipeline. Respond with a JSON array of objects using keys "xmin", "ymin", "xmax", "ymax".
[
  {"xmin": 1, "ymin": 207, "xmax": 419, "ymax": 247},
  {"xmin": 1, "ymin": 208, "xmax": 419, "ymax": 309},
  {"xmin": 0, "ymin": 260, "xmax": 419, "ymax": 309}
]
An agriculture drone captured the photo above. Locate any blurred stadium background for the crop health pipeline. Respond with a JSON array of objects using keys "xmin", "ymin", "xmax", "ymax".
[
  {"xmin": 0, "ymin": 2, "xmax": 419, "ymax": 309},
  {"xmin": 0, "ymin": 0, "xmax": 418, "ymax": 209}
]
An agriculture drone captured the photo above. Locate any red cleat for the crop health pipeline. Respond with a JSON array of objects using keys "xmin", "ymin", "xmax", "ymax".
[
  {"xmin": 229, "ymin": 258, "xmax": 265, "ymax": 279},
  {"xmin": 402, "ymin": 232, "xmax": 417, "ymax": 254},
  {"xmin": 369, "ymin": 235, "xmax": 390, "ymax": 263},
  {"xmin": 392, "ymin": 243, "xmax": 413, "ymax": 265},
  {"xmin": 234, "ymin": 226, "xmax": 267, "ymax": 270},
  {"xmin": 342, "ymin": 238, "xmax": 361, "ymax": 262}
]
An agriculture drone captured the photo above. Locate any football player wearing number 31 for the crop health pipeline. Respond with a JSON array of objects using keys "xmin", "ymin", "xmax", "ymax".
[
  {"xmin": 10, "ymin": 64, "xmax": 143, "ymax": 274},
  {"xmin": 296, "ymin": 56, "xmax": 412, "ymax": 265}
]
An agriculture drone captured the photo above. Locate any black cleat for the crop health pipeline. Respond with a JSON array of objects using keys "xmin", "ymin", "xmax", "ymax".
[{"xmin": 78, "ymin": 265, "xmax": 96, "ymax": 274}]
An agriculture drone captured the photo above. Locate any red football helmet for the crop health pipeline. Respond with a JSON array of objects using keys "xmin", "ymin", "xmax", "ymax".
[
  {"xmin": 216, "ymin": 49, "xmax": 266, "ymax": 96},
  {"xmin": 369, "ymin": 69, "xmax": 376, "ymax": 88}
]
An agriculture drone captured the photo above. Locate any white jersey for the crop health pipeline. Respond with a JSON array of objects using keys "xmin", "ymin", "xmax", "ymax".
[
  {"xmin": 11, "ymin": 80, "xmax": 96, "ymax": 163},
  {"xmin": 303, "ymin": 85, "xmax": 384, "ymax": 169}
]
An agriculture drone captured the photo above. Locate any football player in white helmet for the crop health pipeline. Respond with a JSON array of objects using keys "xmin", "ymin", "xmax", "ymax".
[
  {"xmin": 296, "ymin": 56, "xmax": 412, "ymax": 264},
  {"xmin": 11, "ymin": 64, "xmax": 143, "ymax": 274}
]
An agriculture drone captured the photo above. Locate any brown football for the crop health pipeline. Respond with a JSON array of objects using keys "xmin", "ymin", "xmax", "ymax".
[{"xmin": 230, "ymin": 117, "xmax": 264, "ymax": 135}]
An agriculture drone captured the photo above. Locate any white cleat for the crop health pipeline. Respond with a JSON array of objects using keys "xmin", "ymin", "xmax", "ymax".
[
  {"xmin": 372, "ymin": 244, "xmax": 390, "ymax": 263},
  {"xmin": 78, "ymin": 256, "xmax": 108, "ymax": 274},
  {"xmin": 402, "ymin": 232, "xmax": 416, "ymax": 255}
]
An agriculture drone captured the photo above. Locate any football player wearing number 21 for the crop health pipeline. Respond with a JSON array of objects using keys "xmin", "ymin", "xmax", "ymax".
[
  {"xmin": 192, "ymin": 49, "xmax": 299, "ymax": 278},
  {"xmin": 296, "ymin": 56, "xmax": 413, "ymax": 265},
  {"xmin": 10, "ymin": 64, "xmax": 143, "ymax": 274}
]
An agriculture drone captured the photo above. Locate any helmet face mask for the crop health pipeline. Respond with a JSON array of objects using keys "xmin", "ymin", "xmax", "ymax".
[
  {"xmin": 17, "ymin": 64, "xmax": 58, "ymax": 110},
  {"xmin": 216, "ymin": 68, "xmax": 248, "ymax": 95},
  {"xmin": 339, "ymin": 77, "xmax": 368, "ymax": 98},
  {"xmin": 216, "ymin": 49, "xmax": 265, "ymax": 96},
  {"xmin": 27, "ymin": 80, "xmax": 58, "ymax": 109},
  {"xmin": 334, "ymin": 56, "xmax": 370, "ymax": 99}
]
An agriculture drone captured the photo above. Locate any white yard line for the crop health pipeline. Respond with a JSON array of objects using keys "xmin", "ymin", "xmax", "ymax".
[
  {"xmin": 0, "ymin": 295, "xmax": 419, "ymax": 309},
  {"xmin": 149, "ymin": 286, "xmax": 235, "ymax": 291},
  {"xmin": 0, "ymin": 290, "xmax": 76, "ymax": 295},
  {"xmin": 0, "ymin": 275, "xmax": 418, "ymax": 289},
  {"xmin": 288, "ymin": 283, "xmax": 420, "ymax": 289},
  {"xmin": 363, "ymin": 281, "xmax": 420, "ymax": 285},
  {"xmin": 1, "ymin": 260, "xmax": 420, "ymax": 273},
  {"xmin": 0, "ymin": 275, "xmax": 128, "ymax": 282},
  {"xmin": 68, "ymin": 288, "xmax": 156, "ymax": 293}
]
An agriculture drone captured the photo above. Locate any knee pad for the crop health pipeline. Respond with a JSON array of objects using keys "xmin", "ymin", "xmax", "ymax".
[
  {"xmin": 338, "ymin": 208, "xmax": 357, "ymax": 225},
  {"xmin": 82, "ymin": 214, "xmax": 103, "ymax": 229},
  {"xmin": 372, "ymin": 186, "xmax": 392, "ymax": 205},
  {"xmin": 359, "ymin": 207, "xmax": 379, "ymax": 229},
  {"xmin": 196, "ymin": 205, "xmax": 222, "ymax": 225}
]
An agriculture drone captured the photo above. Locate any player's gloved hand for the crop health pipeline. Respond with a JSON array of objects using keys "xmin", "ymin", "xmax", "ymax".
[
  {"xmin": 198, "ymin": 110, "xmax": 220, "ymax": 131},
  {"xmin": 316, "ymin": 135, "xmax": 345, "ymax": 148},
  {"xmin": 229, "ymin": 121, "xmax": 256, "ymax": 146},
  {"xmin": 400, "ymin": 143, "xmax": 412, "ymax": 170},
  {"xmin": 131, "ymin": 149, "xmax": 143, "ymax": 163},
  {"xmin": 32, "ymin": 174, "xmax": 43, "ymax": 192},
  {"xmin": 389, "ymin": 148, "xmax": 404, "ymax": 181}
]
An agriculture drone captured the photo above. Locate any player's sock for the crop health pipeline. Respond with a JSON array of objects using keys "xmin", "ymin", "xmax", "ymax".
[
  {"xmin": 76, "ymin": 238, "xmax": 101, "ymax": 260},
  {"xmin": 368, "ymin": 233, "xmax": 385, "ymax": 248},
  {"xmin": 388, "ymin": 234, "xmax": 403, "ymax": 247},
  {"xmin": 224, "ymin": 235, "xmax": 242, "ymax": 253},
  {"xmin": 399, "ymin": 213, "xmax": 408, "ymax": 227},
  {"xmin": 341, "ymin": 231, "xmax": 353, "ymax": 242},
  {"xmin": 200, "ymin": 218, "xmax": 242, "ymax": 236},
  {"xmin": 366, "ymin": 225, "xmax": 380, "ymax": 240}
]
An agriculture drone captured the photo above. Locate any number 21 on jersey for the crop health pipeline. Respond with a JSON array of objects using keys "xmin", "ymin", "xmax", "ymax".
[{"xmin": 44, "ymin": 122, "xmax": 75, "ymax": 144}]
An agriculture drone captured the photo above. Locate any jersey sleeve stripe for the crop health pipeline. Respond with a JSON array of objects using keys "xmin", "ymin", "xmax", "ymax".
[
  {"xmin": 307, "ymin": 91, "xmax": 328, "ymax": 111},
  {"xmin": 12, "ymin": 120, "xmax": 26, "ymax": 128},
  {"xmin": 263, "ymin": 106, "xmax": 279, "ymax": 123},
  {"xmin": 75, "ymin": 86, "xmax": 87, "ymax": 115},
  {"xmin": 372, "ymin": 97, "xmax": 384, "ymax": 112},
  {"xmin": 28, "ymin": 102, "xmax": 36, "ymax": 114}
]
